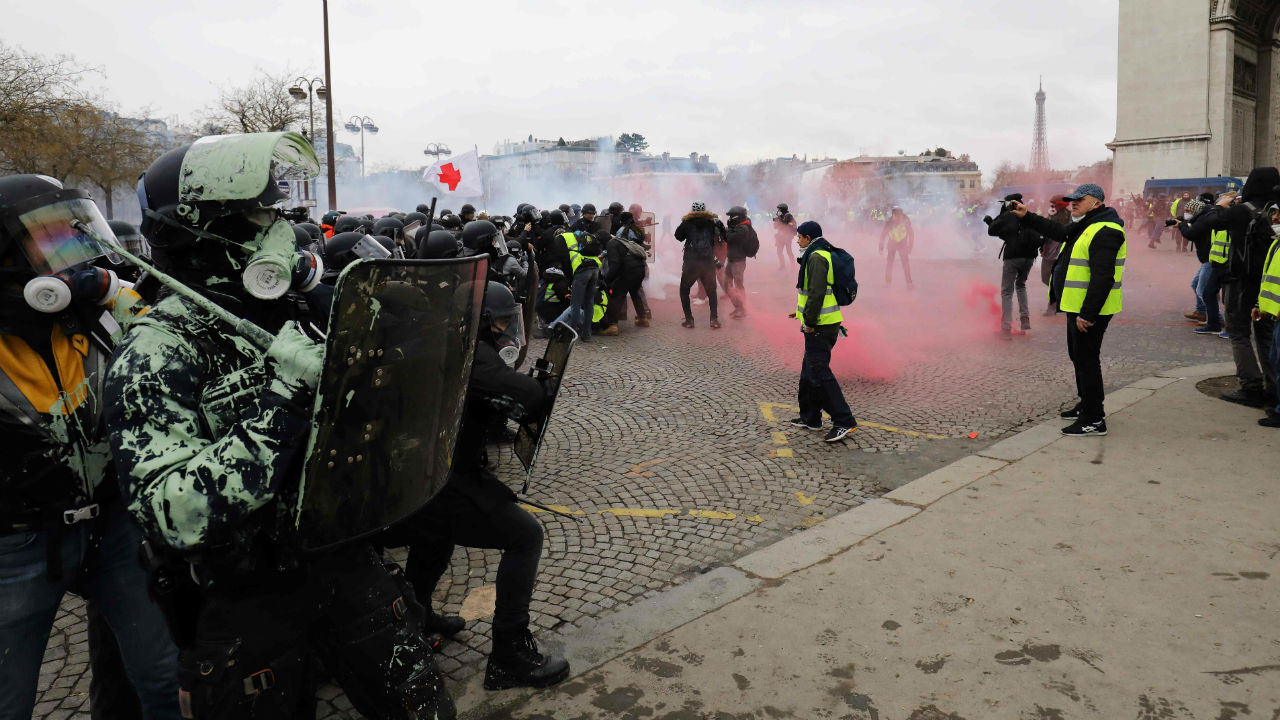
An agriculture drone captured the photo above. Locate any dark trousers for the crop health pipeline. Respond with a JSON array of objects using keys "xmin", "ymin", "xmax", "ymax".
[
  {"xmin": 606, "ymin": 271, "xmax": 645, "ymax": 325},
  {"xmin": 798, "ymin": 330, "xmax": 856, "ymax": 428},
  {"xmin": 179, "ymin": 544, "xmax": 453, "ymax": 720},
  {"xmin": 1065, "ymin": 312, "xmax": 1113, "ymax": 421},
  {"xmin": 88, "ymin": 601, "xmax": 142, "ymax": 720},
  {"xmin": 679, "ymin": 257, "xmax": 719, "ymax": 321},
  {"xmin": 402, "ymin": 471, "xmax": 543, "ymax": 635},
  {"xmin": 1225, "ymin": 281, "xmax": 1277, "ymax": 398}
]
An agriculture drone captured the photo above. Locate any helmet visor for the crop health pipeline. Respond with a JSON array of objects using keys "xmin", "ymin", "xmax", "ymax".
[
  {"xmin": 493, "ymin": 307, "xmax": 524, "ymax": 366},
  {"xmin": 8, "ymin": 193, "xmax": 113, "ymax": 273}
]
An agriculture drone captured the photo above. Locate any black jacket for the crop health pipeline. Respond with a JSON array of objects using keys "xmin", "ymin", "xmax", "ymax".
[
  {"xmin": 452, "ymin": 336, "xmax": 545, "ymax": 473},
  {"xmin": 725, "ymin": 219, "xmax": 759, "ymax": 261},
  {"xmin": 1177, "ymin": 205, "xmax": 1220, "ymax": 264},
  {"xmin": 674, "ymin": 210, "xmax": 721, "ymax": 261},
  {"xmin": 1202, "ymin": 167, "xmax": 1280, "ymax": 295},
  {"xmin": 1021, "ymin": 204, "xmax": 1126, "ymax": 321},
  {"xmin": 604, "ymin": 234, "xmax": 647, "ymax": 283},
  {"xmin": 985, "ymin": 211, "xmax": 1043, "ymax": 260}
]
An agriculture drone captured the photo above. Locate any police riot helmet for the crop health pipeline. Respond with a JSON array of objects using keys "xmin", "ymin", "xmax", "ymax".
[
  {"xmin": 608, "ymin": 202, "xmax": 624, "ymax": 215},
  {"xmin": 481, "ymin": 281, "xmax": 520, "ymax": 322},
  {"xmin": 108, "ymin": 219, "xmax": 151, "ymax": 260},
  {"xmin": 439, "ymin": 213, "xmax": 462, "ymax": 230},
  {"xmin": 776, "ymin": 203, "xmax": 789, "ymax": 213},
  {"xmin": 0, "ymin": 174, "xmax": 121, "ymax": 319},
  {"xmin": 460, "ymin": 203, "xmax": 476, "ymax": 218},
  {"xmin": 727, "ymin": 205, "xmax": 747, "ymax": 219},
  {"xmin": 546, "ymin": 209, "xmax": 567, "ymax": 227},
  {"xmin": 402, "ymin": 211, "xmax": 428, "ymax": 227},
  {"xmin": 321, "ymin": 231, "xmax": 395, "ymax": 280},
  {"xmin": 558, "ymin": 203, "xmax": 571, "ymax": 214},
  {"xmin": 372, "ymin": 216, "xmax": 404, "ymax": 241},
  {"xmin": 419, "ymin": 229, "xmax": 462, "ymax": 259},
  {"xmin": 415, "ymin": 203, "xmax": 431, "ymax": 214},
  {"xmin": 581, "ymin": 203, "xmax": 597, "ymax": 216},
  {"xmin": 334, "ymin": 214, "xmax": 370, "ymax": 234},
  {"xmin": 295, "ymin": 222, "xmax": 323, "ymax": 243},
  {"xmin": 460, "ymin": 219, "xmax": 499, "ymax": 251}
]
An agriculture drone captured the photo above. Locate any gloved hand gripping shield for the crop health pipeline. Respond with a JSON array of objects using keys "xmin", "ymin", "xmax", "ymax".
[
  {"xmin": 512, "ymin": 320, "xmax": 578, "ymax": 490},
  {"xmin": 291, "ymin": 255, "xmax": 487, "ymax": 552}
]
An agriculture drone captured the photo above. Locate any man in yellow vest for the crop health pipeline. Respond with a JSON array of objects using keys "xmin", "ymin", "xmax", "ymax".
[
  {"xmin": 1252, "ymin": 204, "xmax": 1280, "ymax": 427},
  {"xmin": 879, "ymin": 206, "xmax": 914, "ymax": 286},
  {"xmin": 1013, "ymin": 183, "xmax": 1126, "ymax": 436},
  {"xmin": 786, "ymin": 221, "xmax": 857, "ymax": 442}
]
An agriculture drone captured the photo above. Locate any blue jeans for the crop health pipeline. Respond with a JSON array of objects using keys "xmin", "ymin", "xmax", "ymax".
[
  {"xmin": 1192, "ymin": 263, "xmax": 1209, "ymax": 314},
  {"xmin": 1199, "ymin": 263, "xmax": 1226, "ymax": 331},
  {"xmin": 798, "ymin": 330, "xmax": 856, "ymax": 428},
  {"xmin": 0, "ymin": 502, "xmax": 180, "ymax": 720},
  {"xmin": 555, "ymin": 265, "xmax": 599, "ymax": 339}
]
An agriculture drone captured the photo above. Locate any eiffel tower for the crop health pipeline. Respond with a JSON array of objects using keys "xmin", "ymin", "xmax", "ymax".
[{"xmin": 1031, "ymin": 78, "xmax": 1048, "ymax": 172}]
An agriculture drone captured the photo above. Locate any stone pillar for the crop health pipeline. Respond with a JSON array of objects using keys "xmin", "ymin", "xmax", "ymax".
[
  {"xmin": 1259, "ymin": 39, "xmax": 1280, "ymax": 168},
  {"xmin": 1206, "ymin": 21, "xmax": 1235, "ymax": 177}
]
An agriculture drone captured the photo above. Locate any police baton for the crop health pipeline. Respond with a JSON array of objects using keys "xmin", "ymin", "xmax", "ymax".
[{"xmin": 71, "ymin": 220, "xmax": 275, "ymax": 351}]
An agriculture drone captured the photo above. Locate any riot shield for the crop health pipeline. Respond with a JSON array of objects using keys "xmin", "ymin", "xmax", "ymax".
[
  {"xmin": 512, "ymin": 320, "xmax": 577, "ymax": 489},
  {"xmin": 292, "ymin": 256, "xmax": 487, "ymax": 552},
  {"xmin": 636, "ymin": 211, "xmax": 657, "ymax": 263}
]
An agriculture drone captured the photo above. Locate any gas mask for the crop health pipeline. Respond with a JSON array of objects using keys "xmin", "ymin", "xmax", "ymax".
[
  {"xmin": 237, "ymin": 213, "xmax": 324, "ymax": 300},
  {"xmin": 1, "ymin": 188, "xmax": 121, "ymax": 313},
  {"xmin": 492, "ymin": 310, "xmax": 525, "ymax": 367}
]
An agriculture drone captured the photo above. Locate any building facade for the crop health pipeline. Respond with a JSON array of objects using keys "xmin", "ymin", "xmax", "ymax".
[{"xmin": 1111, "ymin": 0, "xmax": 1280, "ymax": 195}]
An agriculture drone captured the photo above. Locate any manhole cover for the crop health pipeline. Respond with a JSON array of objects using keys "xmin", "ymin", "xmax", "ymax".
[{"xmin": 1195, "ymin": 375, "xmax": 1238, "ymax": 399}]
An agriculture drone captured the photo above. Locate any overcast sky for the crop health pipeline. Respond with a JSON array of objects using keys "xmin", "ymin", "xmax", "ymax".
[{"xmin": 6, "ymin": 0, "xmax": 1118, "ymax": 178}]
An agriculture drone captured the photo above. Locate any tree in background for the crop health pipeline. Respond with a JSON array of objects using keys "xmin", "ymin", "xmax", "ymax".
[
  {"xmin": 203, "ymin": 69, "xmax": 312, "ymax": 134},
  {"xmin": 616, "ymin": 132, "xmax": 650, "ymax": 154}
]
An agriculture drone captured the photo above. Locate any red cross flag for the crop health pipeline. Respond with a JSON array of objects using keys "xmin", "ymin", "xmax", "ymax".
[{"xmin": 422, "ymin": 150, "xmax": 483, "ymax": 197}]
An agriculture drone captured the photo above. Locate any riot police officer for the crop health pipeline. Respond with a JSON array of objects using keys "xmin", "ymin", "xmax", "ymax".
[
  {"xmin": 104, "ymin": 132, "xmax": 455, "ymax": 719},
  {"xmin": 393, "ymin": 282, "xmax": 570, "ymax": 691}
]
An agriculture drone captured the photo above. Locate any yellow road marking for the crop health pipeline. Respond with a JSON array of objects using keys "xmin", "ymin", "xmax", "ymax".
[
  {"xmin": 520, "ymin": 504, "xmax": 586, "ymax": 515},
  {"xmin": 770, "ymin": 431, "xmax": 789, "ymax": 445},
  {"xmin": 743, "ymin": 514, "xmax": 764, "ymax": 523},
  {"xmin": 599, "ymin": 508, "xmax": 681, "ymax": 518},
  {"xmin": 795, "ymin": 491, "xmax": 816, "ymax": 506},
  {"xmin": 756, "ymin": 402, "xmax": 797, "ymax": 423}
]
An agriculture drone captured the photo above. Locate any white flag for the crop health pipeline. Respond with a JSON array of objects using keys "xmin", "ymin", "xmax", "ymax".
[{"xmin": 422, "ymin": 150, "xmax": 483, "ymax": 197}]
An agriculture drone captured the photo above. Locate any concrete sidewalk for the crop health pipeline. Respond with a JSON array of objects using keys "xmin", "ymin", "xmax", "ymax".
[{"xmin": 455, "ymin": 362, "xmax": 1279, "ymax": 719}]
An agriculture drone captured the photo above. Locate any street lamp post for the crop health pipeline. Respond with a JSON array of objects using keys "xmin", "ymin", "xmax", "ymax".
[
  {"xmin": 345, "ymin": 115, "xmax": 379, "ymax": 179},
  {"xmin": 321, "ymin": 0, "xmax": 337, "ymax": 210},
  {"xmin": 423, "ymin": 143, "xmax": 452, "ymax": 159},
  {"xmin": 288, "ymin": 76, "xmax": 326, "ymax": 206}
]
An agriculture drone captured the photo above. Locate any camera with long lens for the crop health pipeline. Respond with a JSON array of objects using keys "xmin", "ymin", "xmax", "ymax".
[{"xmin": 280, "ymin": 206, "xmax": 311, "ymax": 223}]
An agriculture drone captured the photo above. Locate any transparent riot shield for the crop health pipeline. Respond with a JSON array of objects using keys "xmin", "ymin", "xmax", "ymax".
[
  {"xmin": 636, "ymin": 211, "xmax": 657, "ymax": 263},
  {"xmin": 292, "ymin": 256, "xmax": 487, "ymax": 552},
  {"xmin": 512, "ymin": 320, "xmax": 577, "ymax": 490}
]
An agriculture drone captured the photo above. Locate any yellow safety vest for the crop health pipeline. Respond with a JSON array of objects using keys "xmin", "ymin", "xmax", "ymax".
[
  {"xmin": 1058, "ymin": 221, "xmax": 1126, "ymax": 315},
  {"xmin": 1170, "ymin": 199, "xmax": 1180, "ymax": 218},
  {"xmin": 796, "ymin": 249, "xmax": 843, "ymax": 326},
  {"xmin": 561, "ymin": 231, "xmax": 600, "ymax": 274},
  {"xmin": 1259, "ymin": 238, "xmax": 1280, "ymax": 317},
  {"xmin": 888, "ymin": 223, "xmax": 908, "ymax": 243},
  {"xmin": 1208, "ymin": 229, "xmax": 1230, "ymax": 265}
]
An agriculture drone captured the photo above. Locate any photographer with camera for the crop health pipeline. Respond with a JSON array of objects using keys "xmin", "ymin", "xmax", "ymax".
[
  {"xmin": 984, "ymin": 193, "xmax": 1044, "ymax": 337},
  {"xmin": 1198, "ymin": 167, "xmax": 1280, "ymax": 410},
  {"xmin": 1171, "ymin": 193, "xmax": 1227, "ymax": 334}
]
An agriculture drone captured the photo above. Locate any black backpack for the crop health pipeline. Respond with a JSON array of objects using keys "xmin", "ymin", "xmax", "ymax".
[{"xmin": 826, "ymin": 245, "xmax": 859, "ymax": 306}]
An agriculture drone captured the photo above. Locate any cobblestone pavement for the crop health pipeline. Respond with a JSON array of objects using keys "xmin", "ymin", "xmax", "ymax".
[{"xmin": 33, "ymin": 247, "xmax": 1236, "ymax": 718}]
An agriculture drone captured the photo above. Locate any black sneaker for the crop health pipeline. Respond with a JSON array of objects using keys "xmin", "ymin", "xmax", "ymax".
[
  {"xmin": 484, "ymin": 629, "xmax": 570, "ymax": 691},
  {"xmin": 789, "ymin": 417, "xmax": 821, "ymax": 430},
  {"xmin": 1062, "ymin": 419, "xmax": 1107, "ymax": 436},
  {"xmin": 423, "ymin": 611, "xmax": 466, "ymax": 638},
  {"xmin": 1060, "ymin": 406, "xmax": 1081, "ymax": 419},
  {"xmin": 824, "ymin": 425, "xmax": 855, "ymax": 442},
  {"xmin": 1258, "ymin": 414, "xmax": 1280, "ymax": 428}
]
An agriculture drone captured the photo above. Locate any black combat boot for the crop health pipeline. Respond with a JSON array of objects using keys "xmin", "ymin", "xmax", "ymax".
[
  {"xmin": 483, "ymin": 628, "xmax": 570, "ymax": 690},
  {"xmin": 423, "ymin": 611, "xmax": 465, "ymax": 638}
]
